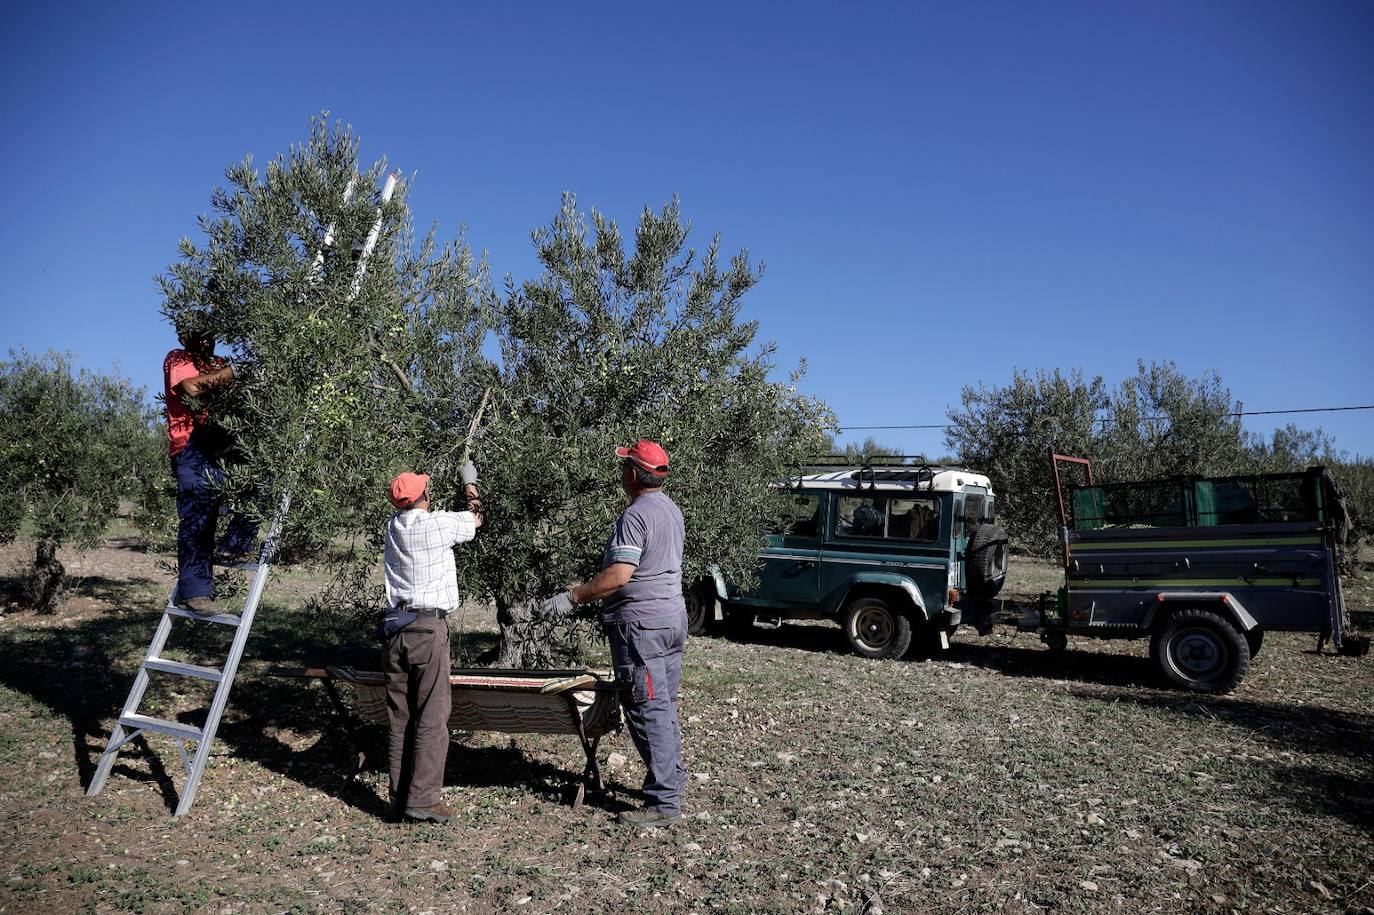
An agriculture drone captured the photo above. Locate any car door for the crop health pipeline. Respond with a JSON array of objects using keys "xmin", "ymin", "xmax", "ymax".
[
  {"xmin": 952, "ymin": 488, "xmax": 986, "ymax": 590},
  {"xmin": 749, "ymin": 491, "xmax": 823, "ymax": 608}
]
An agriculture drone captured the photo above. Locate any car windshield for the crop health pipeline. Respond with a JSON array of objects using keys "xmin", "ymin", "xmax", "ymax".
[{"xmin": 834, "ymin": 494, "xmax": 940, "ymax": 542}]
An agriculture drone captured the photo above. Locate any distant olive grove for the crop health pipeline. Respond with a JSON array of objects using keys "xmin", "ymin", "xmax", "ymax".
[
  {"xmin": 0, "ymin": 350, "xmax": 168, "ymax": 612},
  {"xmin": 945, "ymin": 360, "xmax": 1372, "ymax": 564}
]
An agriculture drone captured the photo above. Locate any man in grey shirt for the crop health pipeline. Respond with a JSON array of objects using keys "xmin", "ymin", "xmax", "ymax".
[{"xmin": 541, "ymin": 439, "xmax": 687, "ymax": 826}]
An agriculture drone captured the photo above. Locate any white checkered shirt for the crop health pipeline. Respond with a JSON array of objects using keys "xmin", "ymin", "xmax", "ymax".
[{"xmin": 383, "ymin": 509, "xmax": 478, "ymax": 611}]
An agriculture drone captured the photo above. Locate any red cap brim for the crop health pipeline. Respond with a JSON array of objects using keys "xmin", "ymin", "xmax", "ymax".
[{"xmin": 616, "ymin": 448, "xmax": 668, "ymax": 475}]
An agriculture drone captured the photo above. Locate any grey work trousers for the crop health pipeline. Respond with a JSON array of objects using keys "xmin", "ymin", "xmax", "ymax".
[
  {"xmin": 606, "ymin": 612, "xmax": 688, "ymax": 813},
  {"xmin": 383, "ymin": 620, "xmax": 451, "ymax": 810}
]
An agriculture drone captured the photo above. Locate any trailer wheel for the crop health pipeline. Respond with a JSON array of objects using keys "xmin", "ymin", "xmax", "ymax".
[
  {"xmin": 1244, "ymin": 629, "xmax": 1264, "ymax": 660},
  {"xmin": 1151, "ymin": 608, "xmax": 1250, "ymax": 694},
  {"xmin": 1043, "ymin": 631, "xmax": 1068, "ymax": 655},
  {"xmin": 966, "ymin": 524, "xmax": 1009, "ymax": 599},
  {"xmin": 844, "ymin": 596, "xmax": 913, "ymax": 660},
  {"xmin": 684, "ymin": 581, "xmax": 716, "ymax": 636}
]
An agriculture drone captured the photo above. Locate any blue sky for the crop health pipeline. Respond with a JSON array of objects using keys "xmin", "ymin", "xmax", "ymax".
[{"xmin": 2, "ymin": 1, "xmax": 1371, "ymax": 457}]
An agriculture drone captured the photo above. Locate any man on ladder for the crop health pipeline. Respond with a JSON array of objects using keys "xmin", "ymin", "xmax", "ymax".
[
  {"xmin": 89, "ymin": 174, "xmax": 400, "ymax": 817},
  {"xmin": 163, "ymin": 304, "xmax": 256, "ymax": 615}
]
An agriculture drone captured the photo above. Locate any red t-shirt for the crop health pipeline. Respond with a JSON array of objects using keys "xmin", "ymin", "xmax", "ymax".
[{"xmin": 163, "ymin": 349, "xmax": 225, "ymax": 457}]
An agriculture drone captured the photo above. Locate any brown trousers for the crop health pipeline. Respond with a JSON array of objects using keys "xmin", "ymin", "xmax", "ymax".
[{"xmin": 383, "ymin": 620, "xmax": 451, "ymax": 810}]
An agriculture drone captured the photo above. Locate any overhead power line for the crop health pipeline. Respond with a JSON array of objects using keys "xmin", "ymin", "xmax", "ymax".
[{"xmin": 838, "ymin": 404, "xmax": 1374, "ymax": 432}]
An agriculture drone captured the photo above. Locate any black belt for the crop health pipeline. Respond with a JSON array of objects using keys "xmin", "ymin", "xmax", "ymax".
[{"xmin": 406, "ymin": 608, "xmax": 449, "ymax": 620}]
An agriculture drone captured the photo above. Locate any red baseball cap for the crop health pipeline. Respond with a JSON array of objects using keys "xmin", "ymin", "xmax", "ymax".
[
  {"xmin": 388, "ymin": 472, "xmax": 430, "ymax": 508},
  {"xmin": 616, "ymin": 439, "xmax": 669, "ymax": 476}
]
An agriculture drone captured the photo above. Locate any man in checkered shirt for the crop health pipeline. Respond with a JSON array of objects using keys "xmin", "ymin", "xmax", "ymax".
[{"xmin": 381, "ymin": 463, "xmax": 482, "ymax": 824}]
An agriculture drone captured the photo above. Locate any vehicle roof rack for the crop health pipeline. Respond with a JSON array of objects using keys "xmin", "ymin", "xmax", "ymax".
[{"xmin": 792, "ymin": 456, "xmax": 981, "ymax": 487}]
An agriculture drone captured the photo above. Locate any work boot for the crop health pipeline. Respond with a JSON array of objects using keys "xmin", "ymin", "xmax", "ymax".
[
  {"xmin": 404, "ymin": 802, "xmax": 456, "ymax": 824},
  {"xmin": 182, "ymin": 596, "xmax": 226, "ymax": 615},
  {"xmin": 616, "ymin": 807, "xmax": 681, "ymax": 827}
]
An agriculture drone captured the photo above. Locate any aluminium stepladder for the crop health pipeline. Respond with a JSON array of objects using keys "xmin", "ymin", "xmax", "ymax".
[{"xmin": 86, "ymin": 173, "xmax": 397, "ymax": 816}]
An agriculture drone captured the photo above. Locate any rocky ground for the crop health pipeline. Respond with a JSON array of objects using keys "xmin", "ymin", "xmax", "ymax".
[{"xmin": 0, "ymin": 539, "xmax": 1371, "ymax": 914}]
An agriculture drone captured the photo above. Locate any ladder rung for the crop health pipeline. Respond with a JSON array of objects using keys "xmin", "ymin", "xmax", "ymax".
[
  {"xmin": 229, "ymin": 562, "xmax": 263, "ymax": 573},
  {"xmin": 119, "ymin": 713, "xmax": 203, "ymax": 742},
  {"xmin": 166, "ymin": 606, "xmax": 243, "ymax": 626},
  {"xmin": 144, "ymin": 657, "xmax": 224, "ymax": 682}
]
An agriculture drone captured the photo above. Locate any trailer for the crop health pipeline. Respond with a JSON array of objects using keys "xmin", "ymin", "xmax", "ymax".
[{"xmin": 1004, "ymin": 454, "xmax": 1367, "ymax": 693}]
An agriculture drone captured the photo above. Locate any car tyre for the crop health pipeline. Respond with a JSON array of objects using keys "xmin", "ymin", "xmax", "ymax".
[
  {"xmin": 684, "ymin": 580, "xmax": 716, "ymax": 636},
  {"xmin": 1150, "ymin": 607, "xmax": 1250, "ymax": 694},
  {"xmin": 966, "ymin": 524, "xmax": 1009, "ymax": 599},
  {"xmin": 844, "ymin": 596, "xmax": 913, "ymax": 660}
]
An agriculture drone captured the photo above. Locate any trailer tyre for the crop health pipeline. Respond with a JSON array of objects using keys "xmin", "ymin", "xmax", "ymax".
[
  {"xmin": 966, "ymin": 524, "xmax": 1009, "ymax": 599},
  {"xmin": 1151, "ymin": 608, "xmax": 1250, "ymax": 694},
  {"xmin": 844, "ymin": 596, "xmax": 913, "ymax": 660}
]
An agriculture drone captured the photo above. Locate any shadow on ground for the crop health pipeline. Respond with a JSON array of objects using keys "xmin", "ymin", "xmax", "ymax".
[
  {"xmin": 0, "ymin": 571, "xmax": 163, "ymax": 614},
  {"xmin": 708, "ymin": 619, "xmax": 1162, "ymax": 689},
  {"xmin": 0, "ymin": 607, "xmax": 624, "ymax": 818},
  {"xmin": 944, "ymin": 639, "xmax": 1160, "ymax": 689},
  {"xmin": 1070, "ymin": 686, "xmax": 1374, "ymax": 833}
]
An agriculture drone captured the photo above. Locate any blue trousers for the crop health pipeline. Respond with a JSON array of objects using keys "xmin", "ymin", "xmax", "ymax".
[
  {"xmin": 172, "ymin": 431, "xmax": 257, "ymax": 601},
  {"xmin": 607, "ymin": 612, "xmax": 688, "ymax": 813}
]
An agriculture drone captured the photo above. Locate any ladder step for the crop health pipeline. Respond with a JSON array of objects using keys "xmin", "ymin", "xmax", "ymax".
[
  {"xmin": 119, "ymin": 713, "xmax": 203, "ymax": 742},
  {"xmin": 144, "ymin": 657, "xmax": 224, "ymax": 682},
  {"xmin": 166, "ymin": 606, "xmax": 243, "ymax": 626},
  {"xmin": 229, "ymin": 562, "xmax": 263, "ymax": 573}
]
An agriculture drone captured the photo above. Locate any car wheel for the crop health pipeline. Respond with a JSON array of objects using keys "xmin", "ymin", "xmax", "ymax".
[
  {"xmin": 1151, "ymin": 608, "xmax": 1250, "ymax": 694},
  {"xmin": 844, "ymin": 596, "xmax": 913, "ymax": 660},
  {"xmin": 966, "ymin": 524, "xmax": 1009, "ymax": 599},
  {"xmin": 684, "ymin": 581, "xmax": 715, "ymax": 636}
]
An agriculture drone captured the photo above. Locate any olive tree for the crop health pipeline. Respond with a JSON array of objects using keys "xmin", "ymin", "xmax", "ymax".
[
  {"xmin": 158, "ymin": 116, "xmax": 493, "ymax": 571},
  {"xmin": 945, "ymin": 367, "xmax": 1107, "ymax": 558},
  {"xmin": 463, "ymin": 195, "xmax": 834, "ymax": 666},
  {"xmin": 1097, "ymin": 361, "xmax": 1249, "ymax": 481},
  {"xmin": 161, "ymin": 120, "xmax": 831, "ymax": 664},
  {"xmin": 0, "ymin": 350, "xmax": 158, "ymax": 612},
  {"xmin": 825, "ymin": 435, "xmax": 918, "ymax": 464}
]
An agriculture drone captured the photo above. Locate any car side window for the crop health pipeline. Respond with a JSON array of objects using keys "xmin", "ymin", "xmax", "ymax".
[
  {"xmin": 835, "ymin": 495, "xmax": 940, "ymax": 542},
  {"xmin": 771, "ymin": 493, "xmax": 820, "ymax": 539},
  {"xmin": 964, "ymin": 493, "xmax": 986, "ymax": 529}
]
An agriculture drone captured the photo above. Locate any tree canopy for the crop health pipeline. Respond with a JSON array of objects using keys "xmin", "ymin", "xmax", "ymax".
[
  {"xmin": 159, "ymin": 117, "xmax": 492, "ymax": 565},
  {"xmin": 159, "ymin": 118, "xmax": 833, "ymax": 660}
]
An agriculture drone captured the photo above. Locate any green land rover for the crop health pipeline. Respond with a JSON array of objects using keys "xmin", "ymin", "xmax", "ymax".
[{"xmin": 697, "ymin": 465, "xmax": 1009, "ymax": 659}]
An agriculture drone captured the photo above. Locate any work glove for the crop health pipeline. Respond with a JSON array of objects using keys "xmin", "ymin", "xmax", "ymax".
[
  {"xmin": 536, "ymin": 591, "xmax": 575, "ymax": 618},
  {"xmin": 459, "ymin": 459, "xmax": 478, "ymax": 486}
]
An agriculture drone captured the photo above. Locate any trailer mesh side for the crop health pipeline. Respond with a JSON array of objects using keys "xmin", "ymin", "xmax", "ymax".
[{"xmin": 1069, "ymin": 470, "xmax": 1322, "ymax": 530}]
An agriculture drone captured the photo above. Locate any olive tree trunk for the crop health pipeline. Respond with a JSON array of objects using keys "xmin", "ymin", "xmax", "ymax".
[
  {"xmin": 491, "ymin": 595, "xmax": 592, "ymax": 670},
  {"xmin": 30, "ymin": 537, "xmax": 65, "ymax": 615}
]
